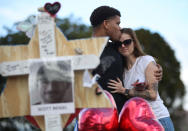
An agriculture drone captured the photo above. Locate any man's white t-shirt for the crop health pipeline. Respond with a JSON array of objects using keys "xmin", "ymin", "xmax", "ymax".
[{"xmin": 123, "ymin": 55, "xmax": 170, "ymax": 119}]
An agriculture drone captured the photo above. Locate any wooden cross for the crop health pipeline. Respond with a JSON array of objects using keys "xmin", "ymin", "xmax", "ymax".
[{"xmin": 0, "ymin": 12, "xmax": 112, "ymax": 130}]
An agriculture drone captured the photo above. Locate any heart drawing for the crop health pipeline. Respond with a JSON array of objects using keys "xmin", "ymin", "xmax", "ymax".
[{"xmin": 44, "ymin": 2, "xmax": 61, "ymax": 17}]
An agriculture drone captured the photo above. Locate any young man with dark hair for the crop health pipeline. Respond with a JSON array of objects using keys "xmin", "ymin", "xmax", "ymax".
[{"xmin": 90, "ymin": 6, "xmax": 128, "ymax": 113}]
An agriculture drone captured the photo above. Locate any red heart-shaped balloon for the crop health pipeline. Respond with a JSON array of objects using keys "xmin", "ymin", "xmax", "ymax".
[
  {"xmin": 78, "ymin": 108, "xmax": 118, "ymax": 131},
  {"xmin": 44, "ymin": 2, "xmax": 61, "ymax": 17},
  {"xmin": 119, "ymin": 97, "xmax": 164, "ymax": 131},
  {"xmin": 78, "ymin": 91, "xmax": 118, "ymax": 131}
]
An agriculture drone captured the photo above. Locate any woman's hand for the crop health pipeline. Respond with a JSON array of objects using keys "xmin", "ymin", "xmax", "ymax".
[{"xmin": 107, "ymin": 78, "xmax": 125, "ymax": 94}]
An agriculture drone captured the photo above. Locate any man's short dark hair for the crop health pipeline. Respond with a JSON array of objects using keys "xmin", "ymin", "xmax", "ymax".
[{"xmin": 90, "ymin": 6, "xmax": 121, "ymax": 27}]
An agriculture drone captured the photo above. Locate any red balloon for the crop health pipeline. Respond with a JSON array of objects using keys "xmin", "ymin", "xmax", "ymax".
[
  {"xmin": 119, "ymin": 97, "xmax": 164, "ymax": 131},
  {"xmin": 78, "ymin": 90, "xmax": 118, "ymax": 131}
]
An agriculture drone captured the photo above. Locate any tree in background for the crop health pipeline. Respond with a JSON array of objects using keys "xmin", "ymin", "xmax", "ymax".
[
  {"xmin": 56, "ymin": 17, "xmax": 92, "ymax": 40},
  {"xmin": 0, "ymin": 16, "xmax": 186, "ymax": 130},
  {"xmin": 0, "ymin": 26, "xmax": 29, "ymax": 45}
]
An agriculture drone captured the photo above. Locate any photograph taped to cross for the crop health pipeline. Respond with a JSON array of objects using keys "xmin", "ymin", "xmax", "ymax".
[{"xmin": 29, "ymin": 57, "xmax": 75, "ymax": 116}]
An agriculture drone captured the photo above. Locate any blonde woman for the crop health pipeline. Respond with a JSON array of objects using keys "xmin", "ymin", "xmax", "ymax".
[{"xmin": 108, "ymin": 28, "xmax": 174, "ymax": 131}]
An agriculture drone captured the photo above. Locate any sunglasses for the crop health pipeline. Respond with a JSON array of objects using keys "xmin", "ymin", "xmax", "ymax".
[{"xmin": 116, "ymin": 39, "xmax": 133, "ymax": 47}]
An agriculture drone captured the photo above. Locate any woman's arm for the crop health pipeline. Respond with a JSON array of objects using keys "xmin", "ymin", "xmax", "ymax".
[
  {"xmin": 129, "ymin": 61, "xmax": 158, "ymax": 101},
  {"xmin": 107, "ymin": 62, "xmax": 159, "ymax": 101}
]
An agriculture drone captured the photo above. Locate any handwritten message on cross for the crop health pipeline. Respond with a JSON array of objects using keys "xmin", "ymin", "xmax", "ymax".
[{"xmin": 0, "ymin": 11, "xmax": 112, "ymax": 130}]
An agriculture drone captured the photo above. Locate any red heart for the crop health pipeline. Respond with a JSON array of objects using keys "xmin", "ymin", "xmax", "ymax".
[
  {"xmin": 78, "ymin": 91, "xmax": 119, "ymax": 131},
  {"xmin": 44, "ymin": 2, "xmax": 61, "ymax": 17},
  {"xmin": 119, "ymin": 97, "xmax": 164, "ymax": 131}
]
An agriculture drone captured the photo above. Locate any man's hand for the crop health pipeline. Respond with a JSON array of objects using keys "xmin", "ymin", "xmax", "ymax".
[{"xmin": 154, "ymin": 64, "xmax": 163, "ymax": 81}]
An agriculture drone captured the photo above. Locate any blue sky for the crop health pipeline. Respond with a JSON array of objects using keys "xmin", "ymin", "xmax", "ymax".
[{"xmin": 0, "ymin": 0, "xmax": 188, "ymax": 109}]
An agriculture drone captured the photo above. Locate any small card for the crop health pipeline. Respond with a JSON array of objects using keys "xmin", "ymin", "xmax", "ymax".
[{"xmin": 45, "ymin": 114, "xmax": 62, "ymax": 131}]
